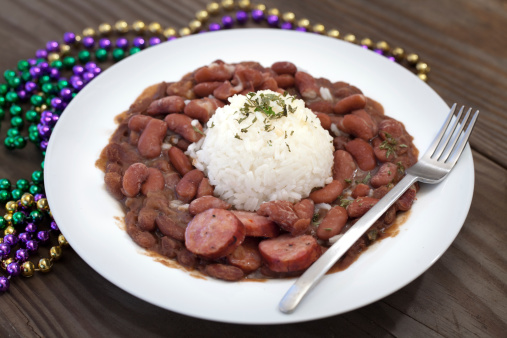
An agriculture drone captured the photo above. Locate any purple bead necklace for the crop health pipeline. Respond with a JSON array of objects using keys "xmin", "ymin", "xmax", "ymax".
[{"xmin": 0, "ymin": 0, "xmax": 431, "ymax": 293}]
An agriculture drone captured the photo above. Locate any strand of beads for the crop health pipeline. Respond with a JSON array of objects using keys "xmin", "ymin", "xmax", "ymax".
[{"xmin": 0, "ymin": 193, "xmax": 68, "ymax": 291}]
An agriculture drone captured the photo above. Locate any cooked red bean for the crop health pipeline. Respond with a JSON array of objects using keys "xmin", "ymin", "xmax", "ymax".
[
  {"xmin": 122, "ymin": 163, "xmax": 149, "ymax": 197},
  {"xmin": 156, "ymin": 213, "xmax": 186, "ymax": 241},
  {"xmin": 370, "ymin": 162, "xmax": 398, "ymax": 188},
  {"xmin": 204, "ymin": 264, "xmax": 244, "ymax": 281},
  {"xmin": 185, "ymin": 208, "xmax": 245, "ymax": 259},
  {"xmin": 196, "ymin": 178, "xmax": 214, "ymax": 198},
  {"xmin": 342, "ymin": 114, "xmax": 375, "ymax": 141},
  {"xmin": 140, "ymin": 168, "xmax": 165, "ymax": 195},
  {"xmin": 259, "ymin": 77, "xmax": 278, "ymax": 91},
  {"xmin": 175, "ymin": 169, "xmax": 204, "ymax": 203},
  {"xmin": 146, "ymin": 96, "xmax": 185, "ymax": 115},
  {"xmin": 333, "ymin": 135, "xmax": 350, "ymax": 151},
  {"xmin": 257, "ymin": 201, "xmax": 305, "ymax": 235},
  {"xmin": 137, "ymin": 207, "xmax": 158, "ymax": 232},
  {"xmin": 159, "ymin": 236, "xmax": 182, "ymax": 258},
  {"xmin": 167, "ymin": 146, "xmax": 193, "ymax": 176},
  {"xmin": 308, "ymin": 100, "xmax": 334, "ymax": 115},
  {"xmin": 316, "ymin": 113, "xmax": 331, "ymax": 130},
  {"xmin": 231, "ymin": 210, "xmax": 279, "ymax": 238},
  {"xmin": 271, "ymin": 61, "xmax": 297, "ymax": 75},
  {"xmin": 372, "ymin": 185, "xmax": 391, "ymax": 199},
  {"xmin": 233, "ymin": 65, "xmax": 264, "ymax": 91},
  {"xmin": 274, "ymin": 74, "xmax": 295, "ymax": 88},
  {"xmin": 227, "ymin": 238, "xmax": 262, "ymax": 274},
  {"xmin": 333, "ymin": 94, "xmax": 367, "ymax": 114},
  {"xmin": 259, "ymin": 234, "xmax": 321, "ymax": 272},
  {"xmin": 164, "ymin": 113, "xmax": 203, "ymax": 143},
  {"xmin": 333, "ymin": 150, "xmax": 357, "ymax": 185},
  {"xmin": 188, "ymin": 196, "xmax": 231, "ymax": 215},
  {"xmin": 372, "ymin": 137, "xmax": 395, "ymax": 162},
  {"xmin": 379, "ymin": 119, "xmax": 404, "ymax": 139},
  {"xmin": 352, "ymin": 183, "xmax": 370, "ymax": 198},
  {"xmin": 177, "ymin": 248, "xmax": 197, "ymax": 269},
  {"xmin": 294, "ymin": 199, "xmax": 314, "ymax": 220},
  {"xmin": 294, "ymin": 71, "xmax": 319, "ymax": 99},
  {"xmin": 384, "ymin": 206, "xmax": 397, "ymax": 225},
  {"xmin": 175, "ymin": 138, "xmax": 191, "ymax": 151},
  {"xmin": 309, "ymin": 180, "xmax": 344, "ymax": 204},
  {"xmin": 137, "ymin": 118, "xmax": 167, "ymax": 159},
  {"xmin": 194, "ymin": 63, "xmax": 235, "ymax": 83},
  {"xmin": 104, "ymin": 172, "xmax": 123, "ymax": 200},
  {"xmin": 347, "ymin": 197, "xmax": 379, "ymax": 218},
  {"xmin": 345, "ymin": 139, "xmax": 377, "ymax": 171},
  {"xmin": 213, "ymin": 81, "xmax": 239, "ymax": 101},
  {"xmin": 395, "ymin": 186, "xmax": 417, "ymax": 211},
  {"xmin": 128, "ymin": 114, "xmax": 151, "ymax": 132},
  {"xmin": 193, "ymin": 81, "xmax": 223, "ymax": 97},
  {"xmin": 184, "ymin": 97, "xmax": 224, "ymax": 124},
  {"xmin": 317, "ymin": 206, "xmax": 348, "ymax": 240}
]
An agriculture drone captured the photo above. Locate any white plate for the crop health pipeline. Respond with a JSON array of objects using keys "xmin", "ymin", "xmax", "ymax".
[{"xmin": 44, "ymin": 29, "xmax": 474, "ymax": 324}]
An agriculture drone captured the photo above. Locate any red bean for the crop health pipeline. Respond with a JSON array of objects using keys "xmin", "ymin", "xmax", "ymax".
[
  {"xmin": 347, "ymin": 197, "xmax": 379, "ymax": 218},
  {"xmin": 351, "ymin": 183, "xmax": 370, "ymax": 198},
  {"xmin": 333, "ymin": 150, "xmax": 357, "ymax": 185},
  {"xmin": 370, "ymin": 162, "xmax": 398, "ymax": 188},
  {"xmin": 204, "ymin": 264, "xmax": 244, "ymax": 281},
  {"xmin": 342, "ymin": 114, "xmax": 375, "ymax": 141},
  {"xmin": 196, "ymin": 178, "xmax": 214, "ymax": 198},
  {"xmin": 156, "ymin": 213, "xmax": 186, "ymax": 241},
  {"xmin": 159, "ymin": 236, "xmax": 182, "ymax": 258},
  {"xmin": 372, "ymin": 137, "xmax": 394, "ymax": 162},
  {"xmin": 271, "ymin": 61, "xmax": 297, "ymax": 75},
  {"xmin": 274, "ymin": 74, "xmax": 295, "ymax": 88},
  {"xmin": 137, "ymin": 207, "xmax": 158, "ymax": 232},
  {"xmin": 379, "ymin": 119, "xmax": 404, "ymax": 139},
  {"xmin": 227, "ymin": 238, "xmax": 262, "ymax": 274},
  {"xmin": 122, "ymin": 163, "xmax": 149, "ymax": 197},
  {"xmin": 194, "ymin": 63, "xmax": 235, "ymax": 83},
  {"xmin": 193, "ymin": 81, "xmax": 223, "ymax": 97},
  {"xmin": 164, "ymin": 113, "xmax": 203, "ymax": 143},
  {"xmin": 128, "ymin": 114, "xmax": 151, "ymax": 132},
  {"xmin": 167, "ymin": 146, "xmax": 192, "ymax": 176},
  {"xmin": 175, "ymin": 169, "xmax": 204, "ymax": 203},
  {"xmin": 316, "ymin": 113, "xmax": 331, "ymax": 130},
  {"xmin": 309, "ymin": 180, "xmax": 344, "ymax": 204},
  {"xmin": 317, "ymin": 206, "xmax": 348, "ymax": 240},
  {"xmin": 184, "ymin": 97, "xmax": 224, "ymax": 124},
  {"xmin": 345, "ymin": 139, "xmax": 377, "ymax": 171},
  {"xmin": 140, "ymin": 168, "xmax": 165, "ymax": 195},
  {"xmin": 396, "ymin": 185, "xmax": 417, "ymax": 211},
  {"xmin": 307, "ymin": 100, "xmax": 334, "ymax": 115},
  {"xmin": 104, "ymin": 172, "xmax": 123, "ymax": 200},
  {"xmin": 188, "ymin": 196, "xmax": 231, "ymax": 215},
  {"xmin": 146, "ymin": 96, "xmax": 185, "ymax": 115},
  {"xmin": 137, "ymin": 118, "xmax": 167, "ymax": 159},
  {"xmin": 166, "ymin": 80, "xmax": 195, "ymax": 100},
  {"xmin": 258, "ymin": 77, "xmax": 278, "ymax": 91},
  {"xmin": 295, "ymin": 71, "xmax": 319, "ymax": 99},
  {"xmin": 213, "ymin": 81, "xmax": 239, "ymax": 101},
  {"xmin": 333, "ymin": 94, "xmax": 367, "ymax": 114}
]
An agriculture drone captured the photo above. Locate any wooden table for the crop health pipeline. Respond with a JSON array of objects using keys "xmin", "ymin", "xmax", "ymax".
[{"xmin": 0, "ymin": 0, "xmax": 505, "ymax": 336}]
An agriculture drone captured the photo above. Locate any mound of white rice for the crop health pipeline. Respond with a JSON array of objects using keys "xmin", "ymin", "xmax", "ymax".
[{"xmin": 186, "ymin": 90, "xmax": 334, "ymax": 211}]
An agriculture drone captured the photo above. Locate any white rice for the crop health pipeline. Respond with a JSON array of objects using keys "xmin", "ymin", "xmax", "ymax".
[{"xmin": 186, "ymin": 90, "xmax": 334, "ymax": 211}]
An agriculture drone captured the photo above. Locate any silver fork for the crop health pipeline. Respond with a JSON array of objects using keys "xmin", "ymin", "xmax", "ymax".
[{"xmin": 279, "ymin": 104, "xmax": 480, "ymax": 314}]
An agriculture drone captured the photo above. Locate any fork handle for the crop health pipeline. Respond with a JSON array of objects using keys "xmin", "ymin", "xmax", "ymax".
[{"xmin": 279, "ymin": 173, "xmax": 419, "ymax": 314}]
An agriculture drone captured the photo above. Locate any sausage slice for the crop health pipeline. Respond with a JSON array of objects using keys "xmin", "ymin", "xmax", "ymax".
[
  {"xmin": 259, "ymin": 234, "xmax": 321, "ymax": 272},
  {"xmin": 231, "ymin": 211, "xmax": 279, "ymax": 238},
  {"xmin": 185, "ymin": 208, "xmax": 245, "ymax": 259}
]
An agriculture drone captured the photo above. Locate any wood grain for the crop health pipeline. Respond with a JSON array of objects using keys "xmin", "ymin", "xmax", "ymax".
[{"xmin": 0, "ymin": 0, "xmax": 505, "ymax": 336}]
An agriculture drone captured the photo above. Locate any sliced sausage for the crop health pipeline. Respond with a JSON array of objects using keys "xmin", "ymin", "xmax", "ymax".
[
  {"xmin": 227, "ymin": 238, "xmax": 262, "ymax": 274},
  {"xmin": 259, "ymin": 234, "xmax": 321, "ymax": 272},
  {"xmin": 188, "ymin": 196, "xmax": 231, "ymax": 215},
  {"xmin": 185, "ymin": 208, "xmax": 245, "ymax": 259},
  {"xmin": 294, "ymin": 199, "xmax": 315, "ymax": 220},
  {"xmin": 256, "ymin": 201, "xmax": 307, "ymax": 235},
  {"xmin": 231, "ymin": 210, "xmax": 279, "ymax": 238},
  {"xmin": 204, "ymin": 264, "xmax": 244, "ymax": 281}
]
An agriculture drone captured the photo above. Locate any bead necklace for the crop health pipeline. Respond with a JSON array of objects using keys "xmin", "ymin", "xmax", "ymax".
[{"xmin": 0, "ymin": 0, "xmax": 430, "ymax": 292}]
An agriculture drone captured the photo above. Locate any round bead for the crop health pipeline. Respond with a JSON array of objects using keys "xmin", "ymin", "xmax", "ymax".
[
  {"xmin": 30, "ymin": 210, "xmax": 43, "ymax": 224},
  {"xmin": 221, "ymin": 0, "xmax": 234, "ymax": 11},
  {"xmin": 26, "ymin": 240, "xmax": 38, "ymax": 252},
  {"xmin": 6, "ymin": 200, "xmax": 17, "ymax": 212},
  {"xmin": 16, "ymin": 179, "xmax": 29, "ymax": 191},
  {"xmin": 343, "ymin": 34, "xmax": 357, "ymax": 43},
  {"xmin": 196, "ymin": 10, "xmax": 209, "ymax": 22},
  {"xmin": 132, "ymin": 20, "xmax": 145, "ymax": 33},
  {"xmin": 25, "ymin": 223, "xmax": 37, "ymax": 232},
  {"xmin": 37, "ymin": 230, "xmax": 50, "ymax": 242},
  {"xmin": 60, "ymin": 44, "xmax": 71, "ymax": 55},
  {"xmin": 2, "ymin": 257, "xmax": 15, "ymax": 270},
  {"xmin": 10, "ymin": 105, "xmax": 23, "ymax": 116},
  {"xmin": 28, "ymin": 184, "xmax": 42, "ymax": 195},
  {"xmin": 208, "ymin": 23, "xmax": 221, "ymax": 31},
  {"xmin": 418, "ymin": 73, "xmax": 428, "ymax": 82},
  {"xmin": 4, "ymin": 225, "xmax": 15, "ymax": 235},
  {"xmin": 30, "ymin": 94, "xmax": 44, "ymax": 107},
  {"xmin": 95, "ymin": 48, "xmax": 108, "ymax": 62},
  {"xmin": 313, "ymin": 23, "xmax": 325, "ymax": 34},
  {"xmin": 163, "ymin": 27, "xmax": 177, "ymax": 39},
  {"xmin": 282, "ymin": 12, "xmax": 295, "ymax": 23},
  {"xmin": 63, "ymin": 32, "xmax": 76, "ymax": 44},
  {"xmin": 82, "ymin": 36, "xmax": 95, "ymax": 49},
  {"xmin": 0, "ymin": 276, "xmax": 10, "ymax": 291},
  {"xmin": 116, "ymin": 37, "xmax": 129, "ymax": 49},
  {"xmin": 391, "ymin": 47, "xmax": 405, "ymax": 61},
  {"xmin": 21, "ymin": 261, "xmax": 35, "ymax": 277},
  {"xmin": 21, "ymin": 193, "xmax": 35, "ymax": 207},
  {"xmin": 7, "ymin": 262, "xmax": 20, "ymax": 276},
  {"xmin": 58, "ymin": 234, "xmax": 69, "ymax": 246},
  {"xmin": 148, "ymin": 22, "xmax": 162, "ymax": 34},
  {"xmin": 129, "ymin": 47, "xmax": 141, "ymax": 55},
  {"xmin": 0, "ymin": 243, "xmax": 10, "ymax": 255},
  {"xmin": 6, "ymin": 91, "xmax": 19, "ymax": 103},
  {"xmin": 238, "ymin": 0, "xmax": 251, "ymax": 10},
  {"xmin": 82, "ymin": 27, "xmax": 96, "ymax": 37},
  {"xmin": 297, "ymin": 18, "xmax": 310, "ymax": 29},
  {"xmin": 63, "ymin": 56, "xmax": 76, "ymax": 69},
  {"xmin": 16, "ymin": 248, "xmax": 29, "ymax": 262},
  {"xmin": 18, "ymin": 232, "xmax": 31, "ymax": 243},
  {"xmin": 189, "ymin": 19, "xmax": 203, "ymax": 32},
  {"xmin": 375, "ymin": 41, "xmax": 390, "ymax": 52},
  {"xmin": 38, "ymin": 258, "xmax": 52, "ymax": 273},
  {"xmin": 12, "ymin": 211, "xmax": 25, "ymax": 226},
  {"xmin": 0, "ymin": 192, "xmax": 10, "ymax": 206},
  {"xmin": 98, "ymin": 38, "xmax": 112, "ymax": 50},
  {"xmin": 360, "ymin": 38, "xmax": 373, "ymax": 48},
  {"xmin": 416, "ymin": 61, "xmax": 430, "ymax": 74},
  {"xmin": 132, "ymin": 37, "xmax": 145, "ymax": 49},
  {"xmin": 11, "ymin": 187, "xmax": 24, "ymax": 199},
  {"xmin": 236, "ymin": 11, "xmax": 248, "ymax": 24},
  {"xmin": 267, "ymin": 15, "xmax": 279, "ymax": 27},
  {"xmin": 112, "ymin": 48, "xmax": 125, "ymax": 61},
  {"xmin": 179, "ymin": 27, "xmax": 191, "ymax": 36},
  {"xmin": 406, "ymin": 53, "xmax": 419, "ymax": 65},
  {"xmin": 0, "ymin": 179, "xmax": 11, "ymax": 190},
  {"xmin": 3, "ymin": 234, "xmax": 18, "ymax": 246},
  {"xmin": 47, "ymin": 53, "xmax": 60, "ymax": 63},
  {"xmin": 207, "ymin": 2, "xmax": 220, "ymax": 15},
  {"xmin": 251, "ymin": 9, "xmax": 264, "ymax": 22},
  {"xmin": 98, "ymin": 23, "xmax": 112, "ymax": 35},
  {"xmin": 46, "ymin": 41, "xmax": 60, "ymax": 52},
  {"xmin": 50, "ymin": 246, "xmax": 62, "ymax": 260},
  {"xmin": 267, "ymin": 8, "xmax": 280, "ymax": 17}
]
